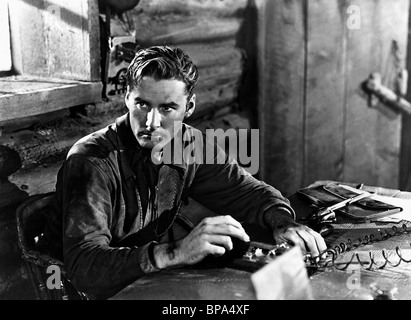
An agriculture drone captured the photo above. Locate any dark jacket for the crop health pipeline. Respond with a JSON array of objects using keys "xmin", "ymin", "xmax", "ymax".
[{"xmin": 45, "ymin": 113, "xmax": 295, "ymax": 299}]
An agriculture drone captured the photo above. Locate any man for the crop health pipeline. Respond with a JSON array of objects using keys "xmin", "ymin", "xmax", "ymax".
[{"xmin": 45, "ymin": 45, "xmax": 326, "ymax": 299}]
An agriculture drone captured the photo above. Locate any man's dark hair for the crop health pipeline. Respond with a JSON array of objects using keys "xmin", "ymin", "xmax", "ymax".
[{"xmin": 126, "ymin": 46, "xmax": 199, "ymax": 97}]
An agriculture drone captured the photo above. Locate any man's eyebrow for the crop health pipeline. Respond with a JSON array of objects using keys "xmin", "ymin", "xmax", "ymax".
[
  {"xmin": 134, "ymin": 97, "xmax": 149, "ymax": 104},
  {"xmin": 159, "ymin": 102, "xmax": 179, "ymax": 108}
]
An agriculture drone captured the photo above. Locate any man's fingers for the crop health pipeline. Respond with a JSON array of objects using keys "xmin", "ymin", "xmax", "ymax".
[
  {"xmin": 202, "ymin": 223, "xmax": 250, "ymax": 242},
  {"xmin": 203, "ymin": 234, "xmax": 234, "ymax": 254},
  {"xmin": 202, "ymin": 215, "xmax": 244, "ymax": 230},
  {"xmin": 276, "ymin": 230, "xmax": 305, "ymax": 253},
  {"xmin": 276, "ymin": 226, "xmax": 328, "ymax": 261},
  {"xmin": 199, "ymin": 216, "xmax": 250, "ymax": 242},
  {"xmin": 296, "ymin": 228, "xmax": 321, "ymax": 259},
  {"xmin": 306, "ymin": 228, "xmax": 328, "ymax": 259}
]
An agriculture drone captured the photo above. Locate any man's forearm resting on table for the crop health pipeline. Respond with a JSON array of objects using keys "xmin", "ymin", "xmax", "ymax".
[
  {"xmin": 263, "ymin": 205, "xmax": 298, "ymax": 231},
  {"xmin": 150, "ymin": 207, "xmax": 298, "ymax": 270},
  {"xmin": 152, "ymin": 241, "xmax": 184, "ymax": 270}
]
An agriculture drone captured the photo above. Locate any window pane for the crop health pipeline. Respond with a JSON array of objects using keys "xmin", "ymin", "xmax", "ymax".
[{"xmin": 0, "ymin": 0, "xmax": 12, "ymax": 72}]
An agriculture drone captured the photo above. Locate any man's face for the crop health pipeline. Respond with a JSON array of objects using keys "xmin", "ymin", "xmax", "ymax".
[{"xmin": 125, "ymin": 76, "xmax": 195, "ymax": 150}]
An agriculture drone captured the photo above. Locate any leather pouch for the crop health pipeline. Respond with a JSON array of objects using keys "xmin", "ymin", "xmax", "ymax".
[{"xmin": 297, "ymin": 183, "xmax": 402, "ymax": 221}]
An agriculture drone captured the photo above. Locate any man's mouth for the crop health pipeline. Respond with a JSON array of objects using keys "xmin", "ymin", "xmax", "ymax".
[{"xmin": 138, "ymin": 131, "xmax": 162, "ymax": 141}]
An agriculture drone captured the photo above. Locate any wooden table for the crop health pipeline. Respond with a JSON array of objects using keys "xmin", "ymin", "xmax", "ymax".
[
  {"xmin": 292, "ymin": 180, "xmax": 411, "ymax": 300},
  {"xmin": 110, "ymin": 181, "xmax": 411, "ymax": 300}
]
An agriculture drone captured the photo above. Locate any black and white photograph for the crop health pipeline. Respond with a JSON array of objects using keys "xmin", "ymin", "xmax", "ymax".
[{"xmin": 1, "ymin": 0, "xmax": 411, "ymax": 308}]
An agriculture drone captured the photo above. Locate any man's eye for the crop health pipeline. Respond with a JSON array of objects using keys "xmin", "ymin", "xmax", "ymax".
[
  {"xmin": 161, "ymin": 106, "xmax": 173, "ymax": 112},
  {"xmin": 136, "ymin": 102, "xmax": 148, "ymax": 109}
]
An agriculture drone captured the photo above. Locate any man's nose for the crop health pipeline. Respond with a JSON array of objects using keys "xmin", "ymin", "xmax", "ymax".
[{"xmin": 145, "ymin": 108, "xmax": 161, "ymax": 130}]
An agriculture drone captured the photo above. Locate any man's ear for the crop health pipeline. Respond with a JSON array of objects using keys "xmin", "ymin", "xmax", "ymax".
[
  {"xmin": 185, "ymin": 94, "xmax": 196, "ymax": 119},
  {"xmin": 124, "ymin": 86, "xmax": 131, "ymax": 110}
]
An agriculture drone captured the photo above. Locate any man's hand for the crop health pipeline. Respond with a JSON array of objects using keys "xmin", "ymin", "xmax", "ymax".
[
  {"xmin": 273, "ymin": 222, "xmax": 327, "ymax": 261},
  {"xmin": 154, "ymin": 215, "xmax": 250, "ymax": 269}
]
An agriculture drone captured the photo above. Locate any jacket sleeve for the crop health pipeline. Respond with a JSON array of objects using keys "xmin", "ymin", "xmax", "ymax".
[
  {"xmin": 187, "ymin": 139, "xmax": 296, "ymax": 232},
  {"xmin": 57, "ymin": 156, "xmax": 159, "ymax": 299}
]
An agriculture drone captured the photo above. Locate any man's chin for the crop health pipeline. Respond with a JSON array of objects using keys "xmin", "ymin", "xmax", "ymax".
[{"xmin": 137, "ymin": 138, "xmax": 156, "ymax": 150}]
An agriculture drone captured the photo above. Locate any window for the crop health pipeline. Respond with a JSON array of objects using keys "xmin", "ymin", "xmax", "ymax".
[
  {"xmin": 0, "ymin": 0, "xmax": 102, "ymax": 123},
  {"xmin": 0, "ymin": 0, "xmax": 12, "ymax": 72}
]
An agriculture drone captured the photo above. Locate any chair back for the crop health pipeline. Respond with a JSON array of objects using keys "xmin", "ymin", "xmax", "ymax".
[{"xmin": 16, "ymin": 193, "xmax": 89, "ymax": 300}]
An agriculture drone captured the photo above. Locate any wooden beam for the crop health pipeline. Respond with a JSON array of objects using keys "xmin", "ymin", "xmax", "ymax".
[
  {"xmin": 178, "ymin": 40, "xmax": 243, "ymax": 70},
  {"xmin": 256, "ymin": 0, "xmax": 306, "ymax": 196},
  {"xmin": 400, "ymin": 1, "xmax": 411, "ymax": 191},
  {"xmin": 344, "ymin": 0, "xmax": 409, "ymax": 188},
  {"xmin": 9, "ymin": 160, "xmax": 62, "ymax": 197},
  {"xmin": 133, "ymin": 0, "xmax": 248, "ymax": 16},
  {"xmin": 304, "ymin": 0, "xmax": 346, "ymax": 186},
  {"xmin": 134, "ymin": 16, "xmax": 243, "ymax": 46},
  {"xmin": 0, "ymin": 76, "xmax": 103, "ymax": 122},
  {"xmin": 194, "ymin": 80, "xmax": 241, "ymax": 120},
  {"xmin": 0, "ymin": 94, "xmax": 125, "ymax": 172}
]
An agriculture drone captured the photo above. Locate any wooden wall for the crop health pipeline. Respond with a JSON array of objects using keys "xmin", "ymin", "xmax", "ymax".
[
  {"xmin": 129, "ymin": 0, "xmax": 251, "ymax": 122},
  {"xmin": 401, "ymin": 3, "xmax": 411, "ymax": 191},
  {"xmin": 257, "ymin": 0, "xmax": 410, "ymax": 196},
  {"xmin": 0, "ymin": 0, "xmax": 254, "ymax": 299},
  {"xmin": 2, "ymin": 0, "xmax": 411, "ymax": 299},
  {"xmin": 2, "ymin": 0, "xmax": 254, "ymax": 185}
]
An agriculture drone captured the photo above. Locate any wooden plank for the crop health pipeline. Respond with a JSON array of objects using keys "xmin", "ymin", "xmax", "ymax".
[
  {"xmin": 400, "ymin": 2, "xmax": 411, "ymax": 191},
  {"xmin": 177, "ymin": 43, "xmax": 244, "ymax": 119},
  {"xmin": 304, "ymin": 0, "xmax": 346, "ymax": 186},
  {"xmin": 9, "ymin": 161, "xmax": 62, "ymax": 196},
  {"xmin": 1, "ymin": 127, "xmax": 83, "ymax": 170},
  {"xmin": 192, "ymin": 112, "xmax": 251, "ymax": 132},
  {"xmin": 0, "ymin": 75, "xmax": 86, "ymax": 92},
  {"xmin": 196, "ymin": 73, "xmax": 242, "ymax": 95},
  {"xmin": 87, "ymin": 0, "xmax": 101, "ymax": 81},
  {"xmin": 344, "ymin": 0, "xmax": 409, "ymax": 188},
  {"xmin": 0, "ymin": 94, "xmax": 124, "ymax": 171},
  {"xmin": 194, "ymin": 80, "xmax": 241, "ymax": 120},
  {"xmin": 0, "ymin": 109, "xmax": 71, "ymax": 135},
  {"xmin": 345, "ymin": 0, "xmax": 381, "ymax": 186},
  {"xmin": 134, "ymin": 15, "xmax": 242, "ymax": 46},
  {"xmin": 195, "ymin": 61, "xmax": 243, "ymax": 90},
  {"xmin": 0, "ymin": 76, "xmax": 103, "ymax": 122},
  {"xmin": 255, "ymin": 0, "xmax": 306, "ymax": 196},
  {"xmin": 8, "ymin": 0, "xmax": 100, "ymax": 81},
  {"xmin": 178, "ymin": 42, "xmax": 244, "ymax": 89},
  {"xmin": 133, "ymin": 0, "xmax": 248, "ymax": 16},
  {"xmin": 178, "ymin": 40, "xmax": 243, "ymax": 69}
]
